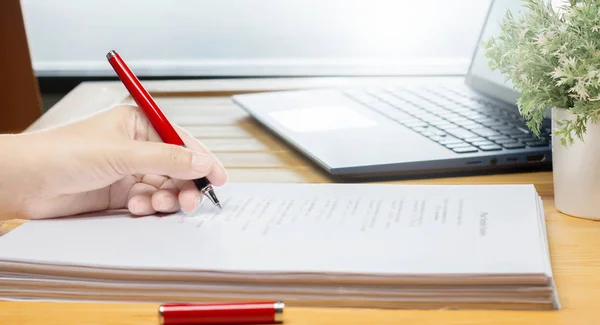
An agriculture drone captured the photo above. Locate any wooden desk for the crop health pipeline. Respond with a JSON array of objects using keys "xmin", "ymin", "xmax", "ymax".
[{"xmin": 2, "ymin": 77, "xmax": 600, "ymax": 325}]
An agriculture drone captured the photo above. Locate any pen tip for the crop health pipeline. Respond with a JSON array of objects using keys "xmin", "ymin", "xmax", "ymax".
[
  {"xmin": 106, "ymin": 50, "xmax": 117, "ymax": 59},
  {"xmin": 201, "ymin": 186, "xmax": 222, "ymax": 209}
]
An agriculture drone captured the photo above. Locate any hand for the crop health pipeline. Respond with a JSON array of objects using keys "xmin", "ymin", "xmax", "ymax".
[{"xmin": 0, "ymin": 105, "xmax": 227, "ymax": 219}]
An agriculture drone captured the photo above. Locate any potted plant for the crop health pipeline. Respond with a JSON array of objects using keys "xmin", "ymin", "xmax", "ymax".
[{"xmin": 483, "ymin": 0, "xmax": 600, "ymax": 219}]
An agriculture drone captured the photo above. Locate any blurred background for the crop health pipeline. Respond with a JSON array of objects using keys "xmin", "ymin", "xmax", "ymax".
[{"xmin": 19, "ymin": 0, "xmax": 491, "ymax": 110}]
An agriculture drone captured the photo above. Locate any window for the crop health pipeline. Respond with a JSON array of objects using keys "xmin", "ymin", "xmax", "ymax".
[{"xmin": 21, "ymin": 0, "xmax": 490, "ymax": 77}]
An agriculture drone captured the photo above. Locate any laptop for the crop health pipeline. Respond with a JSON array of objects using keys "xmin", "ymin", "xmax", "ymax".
[{"xmin": 232, "ymin": 0, "xmax": 552, "ymax": 180}]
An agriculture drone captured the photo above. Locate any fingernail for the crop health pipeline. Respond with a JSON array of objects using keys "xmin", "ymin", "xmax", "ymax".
[
  {"xmin": 192, "ymin": 153, "xmax": 213, "ymax": 175},
  {"xmin": 129, "ymin": 200, "xmax": 140, "ymax": 215},
  {"xmin": 195, "ymin": 193, "xmax": 204, "ymax": 209}
]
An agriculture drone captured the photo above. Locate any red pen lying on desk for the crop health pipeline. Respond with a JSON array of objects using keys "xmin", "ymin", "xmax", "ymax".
[{"xmin": 159, "ymin": 301, "xmax": 285, "ymax": 325}]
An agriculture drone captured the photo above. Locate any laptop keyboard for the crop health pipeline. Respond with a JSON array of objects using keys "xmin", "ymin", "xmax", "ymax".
[{"xmin": 343, "ymin": 85, "xmax": 551, "ymax": 154}]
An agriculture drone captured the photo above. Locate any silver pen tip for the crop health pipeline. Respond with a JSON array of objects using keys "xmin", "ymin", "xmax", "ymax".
[{"xmin": 201, "ymin": 186, "xmax": 222, "ymax": 209}]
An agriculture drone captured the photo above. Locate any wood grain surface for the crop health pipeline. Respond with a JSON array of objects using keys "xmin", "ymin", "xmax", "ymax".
[{"xmin": 2, "ymin": 77, "xmax": 600, "ymax": 325}]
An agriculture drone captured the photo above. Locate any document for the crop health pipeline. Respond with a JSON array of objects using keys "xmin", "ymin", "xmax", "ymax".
[{"xmin": 0, "ymin": 183, "xmax": 559, "ymax": 310}]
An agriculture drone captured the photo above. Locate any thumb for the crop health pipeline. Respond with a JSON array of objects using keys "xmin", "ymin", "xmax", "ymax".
[{"xmin": 116, "ymin": 141, "xmax": 214, "ymax": 179}]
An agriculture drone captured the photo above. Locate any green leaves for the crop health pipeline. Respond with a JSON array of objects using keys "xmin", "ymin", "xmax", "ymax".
[{"xmin": 484, "ymin": 0, "xmax": 600, "ymax": 145}]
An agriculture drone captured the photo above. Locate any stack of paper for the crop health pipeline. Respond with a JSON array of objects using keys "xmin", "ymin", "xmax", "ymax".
[{"xmin": 0, "ymin": 183, "xmax": 559, "ymax": 310}]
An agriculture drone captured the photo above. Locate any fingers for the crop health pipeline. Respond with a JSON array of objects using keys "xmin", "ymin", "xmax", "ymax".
[
  {"xmin": 116, "ymin": 141, "xmax": 216, "ymax": 181},
  {"xmin": 127, "ymin": 183, "xmax": 156, "ymax": 215},
  {"xmin": 111, "ymin": 104, "xmax": 227, "ymax": 217},
  {"xmin": 151, "ymin": 188, "xmax": 180, "ymax": 213},
  {"xmin": 118, "ymin": 104, "xmax": 228, "ymax": 186},
  {"xmin": 179, "ymin": 181, "xmax": 203, "ymax": 213},
  {"xmin": 127, "ymin": 179, "xmax": 182, "ymax": 216}
]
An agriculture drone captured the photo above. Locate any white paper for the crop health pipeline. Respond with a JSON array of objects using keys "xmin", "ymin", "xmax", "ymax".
[{"xmin": 0, "ymin": 183, "xmax": 550, "ymax": 276}]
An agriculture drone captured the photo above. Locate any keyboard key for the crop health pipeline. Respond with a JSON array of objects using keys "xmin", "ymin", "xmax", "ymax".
[
  {"xmin": 439, "ymin": 136, "xmax": 463, "ymax": 145},
  {"xmin": 423, "ymin": 107, "xmax": 447, "ymax": 115},
  {"xmin": 462, "ymin": 102, "xmax": 489, "ymax": 111},
  {"xmin": 413, "ymin": 126, "xmax": 430, "ymax": 133},
  {"xmin": 494, "ymin": 138, "xmax": 518, "ymax": 144},
  {"xmin": 447, "ymin": 117, "xmax": 472, "ymax": 124},
  {"xmin": 447, "ymin": 106, "xmax": 473, "ymax": 113},
  {"xmin": 509, "ymin": 121, "xmax": 529, "ymax": 129},
  {"xmin": 515, "ymin": 135, "xmax": 538, "ymax": 142},
  {"xmin": 445, "ymin": 142, "xmax": 472, "ymax": 149},
  {"xmin": 435, "ymin": 121, "xmax": 456, "ymax": 129},
  {"xmin": 518, "ymin": 134, "xmax": 547, "ymax": 142},
  {"xmin": 412, "ymin": 112, "xmax": 437, "ymax": 119},
  {"xmin": 435, "ymin": 99, "xmax": 458, "ymax": 107},
  {"xmin": 501, "ymin": 128, "xmax": 528, "ymax": 136},
  {"xmin": 452, "ymin": 146, "xmax": 478, "ymax": 153},
  {"xmin": 464, "ymin": 112, "xmax": 488, "ymax": 120},
  {"xmin": 464, "ymin": 136, "xmax": 487, "ymax": 143},
  {"xmin": 480, "ymin": 119, "xmax": 506, "ymax": 127},
  {"xmin": 471, "ymin": 116, "xmax": 493, "ymax": 123},
  {"xmin": 437, "ymin": 112, "xmax": 461, "ymax": 120},
  {"xmin": 446, "ymin": 128, "xmax": 478, "ymax": 139},
  {"xmin": 472, "ymin": 140, "xmax": 495, "ymax": 146},
  {"xmin": 429, "ymin": 128, "xmax": 447, "ymax": 136},
  {"xmin": 391, "ymin": 116, "xmax": 418, "ymax": 123},
  {"xmin": 456, "ymin": 121, "xmax": 483, "ymax": 129},
  {"xmin": 422, "ymin": 128, "xmax": 447, "ymax": 137},
  {"xmin": 502, "ymin": 142, "xmax": 526, "ymax": 149},
  {"xmin": 420, "ymin": 116, "xmax": 447, "ymax": 124},
  {"xmin": 506, "ymin": 112, "xmax": 522, "ymax": 119},
  {"xmin": 479, "ymin": 144, "xmax": 502, "ymax": 151},
  {"xmin": 488, "ymin": 135, "xmax": 511, "ymax": 141},
  {"xmin": 485, "ymin": 111, "xmax": 507, "ymax": 118},
  {"xmin": 492, "ymin": 124, "xmax": 516, "ymax": 131},
  {"xmin": 471, "ymin": 128, "xmax": 501, "ymax": 137},
  {"xmin": 526, "ymin": 141, "xmax": 549, "ymax": 147},
  {"xmin": 418, "ymin": 101, "xmax": 444, "ymax": 109},
  {"xmin": 429, "ymin": 135, "xmax": 448, "ymax": 142}
]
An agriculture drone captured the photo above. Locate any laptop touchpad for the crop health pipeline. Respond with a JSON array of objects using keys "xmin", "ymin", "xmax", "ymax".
[{"xmin": 268, "ymin": 106, "xmax": 377, "ymax": 133}]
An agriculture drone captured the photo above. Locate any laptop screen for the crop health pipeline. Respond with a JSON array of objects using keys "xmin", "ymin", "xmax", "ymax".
[{"xmin": 465, "ymin": 0, "xmax": 525, "ymax": 106}]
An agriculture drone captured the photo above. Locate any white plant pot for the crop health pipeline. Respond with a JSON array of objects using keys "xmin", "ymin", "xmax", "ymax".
[{"xmin": 552, "ymin": 107, "xmax": 600, "ymax": 220}]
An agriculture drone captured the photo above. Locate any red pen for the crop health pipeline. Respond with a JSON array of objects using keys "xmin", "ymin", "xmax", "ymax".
[
  {"xmin": 158, "ymin": 301, "xmax": 284, "ymax": 325},
  {"xmin": 106, "ymin": 49, "xmax": 221, "ymax": 209}
]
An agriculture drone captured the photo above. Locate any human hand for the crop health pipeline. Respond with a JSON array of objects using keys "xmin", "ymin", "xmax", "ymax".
[{"xmin": 0, "ymin": 105, "xmax": 227, "ymax": 219}]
